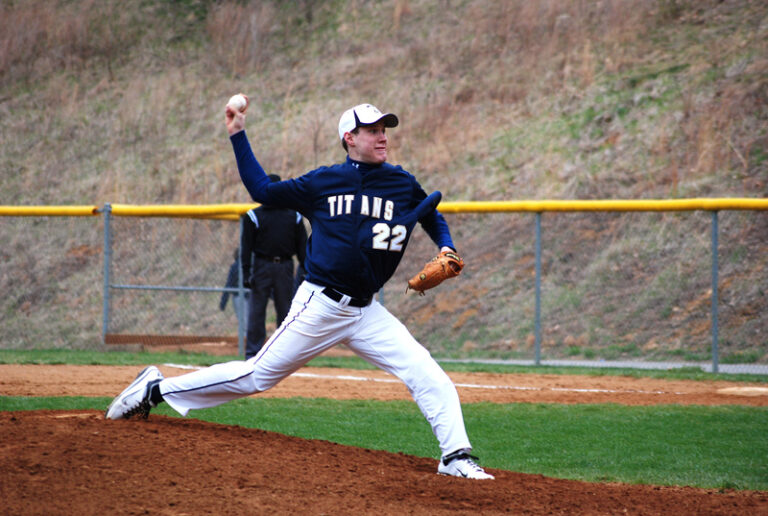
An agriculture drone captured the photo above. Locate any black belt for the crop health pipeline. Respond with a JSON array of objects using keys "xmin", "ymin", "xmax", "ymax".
[
  {"xmin": 256, "ymin": 254, "xmax": 291, "ymax": 263},
  {"xmin": 321, "ymin": 287, "xmax": 372, "ymax": 307}
]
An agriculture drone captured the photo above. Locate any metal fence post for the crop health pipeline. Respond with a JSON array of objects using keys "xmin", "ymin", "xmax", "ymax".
[
  {"xmin": 238, "ymin": 215, "xmax": 246, "ymax": 357},
  {"xmin": 101, "ymin": 203, "xmax": 112, "ymax": 344},
  {"xmin": 535, "ymin": 212, "xmax": 542, "ymax": 366},
  {"xmin": 711, "ymin": 211, "xmax": 719, "ymax": 373}
]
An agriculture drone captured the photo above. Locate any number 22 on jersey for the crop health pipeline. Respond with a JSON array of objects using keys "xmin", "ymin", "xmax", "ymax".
[{"xmin": 372, "ymin": 223, "xmax": 407, "ymax": 251}]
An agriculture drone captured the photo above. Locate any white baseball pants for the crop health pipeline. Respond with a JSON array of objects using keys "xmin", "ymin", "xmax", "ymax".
[{"xmin": 160, "ymin": 281, "xmax": 472, "ymax": 455}]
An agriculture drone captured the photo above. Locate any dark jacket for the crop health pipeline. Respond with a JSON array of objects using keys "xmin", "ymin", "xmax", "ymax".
[{"xmin": 240, "ymin": 205, "xmax": 307, "ymax": 283}]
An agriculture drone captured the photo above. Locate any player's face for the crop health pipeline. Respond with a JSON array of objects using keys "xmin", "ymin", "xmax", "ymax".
[{"xmin": 348, "ymin": 122, "xmax": 388, "ymax": 165}]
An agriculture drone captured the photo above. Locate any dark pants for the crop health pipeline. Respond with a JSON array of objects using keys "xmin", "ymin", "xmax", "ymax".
[{"xmin": 246, "ymin": 259, "xmax": 295, "ymax": 359}]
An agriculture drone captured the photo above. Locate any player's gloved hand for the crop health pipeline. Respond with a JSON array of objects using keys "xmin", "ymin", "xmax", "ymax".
[{"xmin": 406, "ymin": 250, "xmax": 464, "ymax": 295}]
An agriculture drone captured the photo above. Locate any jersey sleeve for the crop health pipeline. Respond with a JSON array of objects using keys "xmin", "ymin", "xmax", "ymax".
[
  {"xmin": 230, "ymin": 131, "xmax": 319, "ymax": 214},
  {"xmin": 413, "ymin": 180, "xmax": 455, "ymax": 250},
  {"xmin": 230, "ymin": 131, "xmax": 271, "ymax": 202}
]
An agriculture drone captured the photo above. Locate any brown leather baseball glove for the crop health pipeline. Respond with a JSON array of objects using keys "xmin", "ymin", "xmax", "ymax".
[{"xmin": 406, "ymin": 250, "xmax": 465, "ymax": 295}]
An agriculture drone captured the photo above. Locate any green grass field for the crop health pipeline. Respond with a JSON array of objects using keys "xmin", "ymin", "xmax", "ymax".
[{"xmin": 1, "ymin": 350, "xmax": 766, "ymax": 491}]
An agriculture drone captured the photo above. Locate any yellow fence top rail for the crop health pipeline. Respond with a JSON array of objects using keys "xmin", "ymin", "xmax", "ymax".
[
  {"xmin": 0, "ymin": 205, "xmax": 99, "ymax": 216},
  {"xmin": 108, "ymin": 203, "xmax": 258, "ymax": 217},
  {"xmin": 2, "ymin": 199, "xmax": 767, "ymax": 218},
  {"xmin": 438, "ymin": 198, "xmax": 768, "ymax": 213}
]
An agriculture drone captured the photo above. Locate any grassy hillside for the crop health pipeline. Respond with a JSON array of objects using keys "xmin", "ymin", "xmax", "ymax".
[{"xmin": 1, "ymin": 0, "xmax": 766, "ymax": 361}]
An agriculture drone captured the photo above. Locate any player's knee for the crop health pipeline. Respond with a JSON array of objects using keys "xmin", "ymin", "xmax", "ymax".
[{"xmin": 404, "ymin": 361, "xmax": 453, "ymax": 394}]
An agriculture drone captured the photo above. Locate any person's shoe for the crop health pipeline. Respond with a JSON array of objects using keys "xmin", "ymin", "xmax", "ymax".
[
  {"xmin": 105, "ymin": 366, "xmax": 164, "ymax": 420},
  {"xmin": 437, "ymin": 449, "xmax": 495, "ymax": 480}
]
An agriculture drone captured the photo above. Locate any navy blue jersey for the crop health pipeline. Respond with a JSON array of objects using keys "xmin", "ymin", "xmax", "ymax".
[{"xmin": 231, "ymin": 131, "xmax": 454, "ymax": 298}]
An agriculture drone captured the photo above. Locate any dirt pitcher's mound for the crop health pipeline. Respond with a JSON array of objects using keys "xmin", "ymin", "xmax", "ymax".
[
  {"xmin": 3, "ymin": 364, "xmax": 768, "ymax": 514},
  {"xmin": 3, "ymin": 411, "xmax": 767, "ymax": 515}
]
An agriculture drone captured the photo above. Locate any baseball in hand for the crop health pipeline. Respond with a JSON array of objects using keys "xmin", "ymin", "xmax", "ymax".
[{"xmin": 227, "ymin": 94, "xmax": 248, "ymax": 113}]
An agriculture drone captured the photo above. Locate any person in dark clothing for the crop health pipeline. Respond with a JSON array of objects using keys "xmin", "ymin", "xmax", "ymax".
[{"xmin": 241, "ymin": 173, "xmax": 308, "ymax": 359}]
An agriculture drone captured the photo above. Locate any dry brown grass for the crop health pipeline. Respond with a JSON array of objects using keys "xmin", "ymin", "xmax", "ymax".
[
  {"xmin": 6, "ymin": 0, "xmax": 762, "ymax": 201},
  {"xmin": 0, "ymin": 0, "xmax": 142, "ymax": 86}
]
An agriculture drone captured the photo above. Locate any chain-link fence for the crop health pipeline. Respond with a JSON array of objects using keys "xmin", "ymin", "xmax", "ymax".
[
  {"xmin": 1, "ymin": 203, "xmax": 766, "ymax": 374},
  {"xmin": 1, "ymin": 214, "xmax": 103, "ymax": 349},
  {"xmin": 103, "ymin": 208, "xmax": 247, "ymax": 353},
  {"xmin": 400, "ymin": 209, "xmax": 766, "ymax": 374}
]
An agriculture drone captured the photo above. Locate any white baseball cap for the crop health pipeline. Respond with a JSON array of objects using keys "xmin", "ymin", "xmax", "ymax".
[{"xmin": 338, "ymin": 104, "xmax": 399, "ymax": 140}]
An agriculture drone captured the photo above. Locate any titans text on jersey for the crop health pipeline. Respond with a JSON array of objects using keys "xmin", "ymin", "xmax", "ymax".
[{"xmin": 327, "ymin": 194, "xmax": 395, "ymax": 221}]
